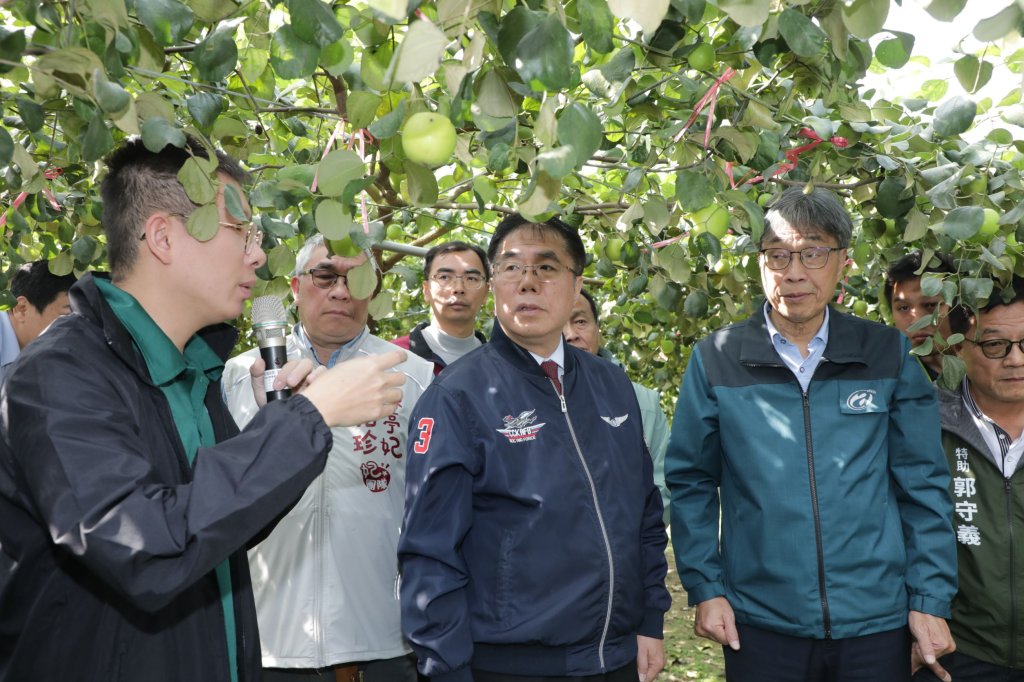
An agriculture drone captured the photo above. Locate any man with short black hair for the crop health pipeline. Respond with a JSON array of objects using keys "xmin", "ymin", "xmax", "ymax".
[
  {"xmin": 563, "ymin": 290, "xmax": 670, "ymax": 523},
  {"xmin": 668, "ymin": 186, "xmax": 957, "ymax": 682},
  {"xmin": 0, "ymin": 138, "xmax": 406, "ymax": 682},
  {"xmin": 885, "ymin": 251, "xmax": 956, "ymax": 379},
  {"xmin": 393, "ymin": 240, "xmax": 490, "ymax": 374},
  {"xmin": 400, "ymin": 213, "xmax": 670, "ymax": 682},
  {"xmin": 0, "ymin": 260, "xmax": 76, "ymax": 377},
  {"xmin": 915, "ymin": 276, "xmax": 1024, "ymax": 682}
]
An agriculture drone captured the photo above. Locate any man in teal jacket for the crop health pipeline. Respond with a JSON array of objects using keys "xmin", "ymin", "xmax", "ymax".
[
  {"xmin": 667, "ymin": 187, "xmax": 957, "ymax": 682},
  {"xmin": 915, "ymin": 277, "xmax": 1024, "ymax": 682}
]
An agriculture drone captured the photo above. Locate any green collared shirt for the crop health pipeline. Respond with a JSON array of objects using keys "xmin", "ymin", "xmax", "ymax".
[{"xmin": 95, "ymin": 277, "xmax": 238, "ymax": 682}]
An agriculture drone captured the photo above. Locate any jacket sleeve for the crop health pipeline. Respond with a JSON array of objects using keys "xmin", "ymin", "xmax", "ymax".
[
  {"xmin": 399, "ymin": 383, "xmax": 478, "ymax": 682},
  {"xmin": 664, "ymin": 346, "xmax": 726, "ymax": 606},
  {"xmin": 1, "ymin": 348, "xmax": 333, "ymax": 613},
  {"xmin": 887, "ymin": 336, "xmax": 957, "ymax": 617},
  {"xmin": 638, "ymin": 431, "xmax": 672, "ymax": 638},
  {"xmin": 639, "ymin": 388, "xmax": 672, "ymax": 526}
]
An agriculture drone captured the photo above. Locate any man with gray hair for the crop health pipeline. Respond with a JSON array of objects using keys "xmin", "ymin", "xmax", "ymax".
[
  {"xmin": 223, "ymin": 235, "xmax": 434, "ymax": 682},
  {"xmin": 667, "ymin": 187, "xmax": 957, "ymax": 681}
]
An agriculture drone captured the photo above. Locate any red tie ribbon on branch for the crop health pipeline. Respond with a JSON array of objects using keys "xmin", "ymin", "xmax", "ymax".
[
  {"xmin": 672, "ymin": 67, "xmax": 738, "ymax": 149},
  {"xmin": 0, "ymin": 167, "xmax": 64, "ymax": 229}
]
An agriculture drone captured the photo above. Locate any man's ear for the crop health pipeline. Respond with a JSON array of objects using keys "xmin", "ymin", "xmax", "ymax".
[
  {"xmin": 10, "ymin": 295, "xmax": 32, "ymax": 322},
  {"xmin": 139, "ymin": 213, "xmax": 175, "ymax": 265}
]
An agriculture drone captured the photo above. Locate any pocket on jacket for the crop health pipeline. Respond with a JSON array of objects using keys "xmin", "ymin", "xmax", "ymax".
[{"xmin": 837, "ymin": 381, "xmax": 889, "ymax": 415}]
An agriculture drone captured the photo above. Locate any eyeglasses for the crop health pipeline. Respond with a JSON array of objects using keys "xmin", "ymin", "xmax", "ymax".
[
  {"xmin": 967, "ymin": 338, "xmax": 1024, "ymax": 359},
  {"xmin": 430, "ymin": 272, "xmax": 487, "ymax": 290},
  {"xmin": 492, "ymin": 261, "xmax": 578, "ymax": 284},
  {"xmin": 759, "ymin": 246, "xmax": 841, "ymax": 270},
  {"xmin": 299, "ymin": 267, "xmax": 348, "ymax": 290},
  {"xmin": 142, "ymin": 212, "xmax": 263, "ymax": 255}
]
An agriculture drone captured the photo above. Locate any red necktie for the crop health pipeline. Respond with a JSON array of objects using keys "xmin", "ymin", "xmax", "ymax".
[{"xmin": 541, "ymin": 360, "xmax": 562, "ymax": 394}]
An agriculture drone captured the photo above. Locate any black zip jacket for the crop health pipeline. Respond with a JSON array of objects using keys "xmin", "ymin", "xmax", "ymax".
[{"xmin": 0, "ymin": 273, "xmax": 332, "ymax": 681}]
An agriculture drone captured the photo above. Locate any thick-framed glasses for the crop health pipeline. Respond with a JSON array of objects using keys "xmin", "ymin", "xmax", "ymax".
[
  {"xmin": 430, "ymin": 272, "xmax": 487, "ymax": 290},
  {"xmin": 759, "ymin": 246, "xmax": 841, "ymax": 270},
  {"xmin": 141, "ymin": 212, "xmax": 263, "ymax": 255},
  {"xmin": 968, "ymin": 338, "xmax": 1024, "ymax": 359},
  {"xmin": 299, "ymin": 267, "xmax": 348, "ymax": 290},
  {"xmin": 492, "ymin": 261, "xmax": 578, "ymax": 284}
]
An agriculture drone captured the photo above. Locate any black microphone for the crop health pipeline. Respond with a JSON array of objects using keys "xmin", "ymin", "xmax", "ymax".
[{"xmin": 251, "ymin": 296, "xmax": 292, "ymax": 401}]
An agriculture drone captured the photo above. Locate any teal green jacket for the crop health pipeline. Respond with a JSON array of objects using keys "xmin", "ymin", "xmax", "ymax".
[
  {"xmin": 940, "ymin": 387, "xmax": 1024, "ymax": 668},
  {"xmin": 667, "ymin": 307, "xmax": 956, "ymax": 639}
]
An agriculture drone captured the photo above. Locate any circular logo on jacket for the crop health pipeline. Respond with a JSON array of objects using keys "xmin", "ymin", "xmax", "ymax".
[
  {"xmin": 845, "ymin": 389, "xmax": 877, "ymax": 412},
  {"xmin": 360, "ymin": 461, "xmax": 391, "ymax": 492}
]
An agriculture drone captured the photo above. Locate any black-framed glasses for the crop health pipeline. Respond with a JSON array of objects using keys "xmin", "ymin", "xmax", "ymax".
[
  {"xmin": 759, "ymin": 246, "xmax": 841, "ymax": 270},
  {"xmin": 492, "ymin": 261, "xmax": 578, "ymax": 284},
  {"xmin": 141, "ymin": 212, "xmax": 263, "ymax": 255},
  {"xmin": 299, "ymin": 267, "xmax": 348, "ymax": 290},
  {"xmin": 430, "ymin": 272, "xmax": 487, "ymax": 290},
  {"xmin": 968, "ymin": 338, "xmax": 1024, "ymax": 359}
]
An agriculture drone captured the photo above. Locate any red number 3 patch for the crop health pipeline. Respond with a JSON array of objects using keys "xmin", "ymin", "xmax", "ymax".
[{"xmin": 413, "ymin": 418, "xmax": 434, "ymax": 454}]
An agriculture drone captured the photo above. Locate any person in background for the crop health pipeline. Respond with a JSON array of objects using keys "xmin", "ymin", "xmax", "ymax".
[
  {"xmin": 223, "ymin": 235, "xmax": 434, "ymax": 682},
  {"xmin": 885, "ymin": 251, "xmax": 957, "ymax": 380},
  {"xmin": 0, "ymin": 260, "xmax": 76, "ymax": 378},
  {"xmin": 392, "ymin": 240, "xmax": 490, "ymax": 375},
  {"xmin": 0, "ymin": 138, "xmax": 406, "ymax": 682},
  {"xmin": 914, "ymin": 277, "xmax": 1024, "ymax": 682},
  {"xmin": 400, "ymin": 213, "xmax": 670, "ymax": 682},
  {"xmin": 667, "ymin": 186, "xmax": 956, "ymax": 682},
  {"xmin": 563, "ymin": 290, "xmax": 671, "ymax": 524}
]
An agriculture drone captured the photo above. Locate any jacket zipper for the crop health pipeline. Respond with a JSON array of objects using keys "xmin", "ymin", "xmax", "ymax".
[
  {"xmin": 1007, "ymin": 476, "xmax": 1016, "ymax": 666},
  {"xmin": 314, "ymin": 469, "xmax": 326, "ymax": 666},
  {"xmin": 554, "ymin": 383, "xmax": 614, "ymax": 671},
  {"xmin": 802, "ymin": 389, "xmax": 832, "ymax": 638}
]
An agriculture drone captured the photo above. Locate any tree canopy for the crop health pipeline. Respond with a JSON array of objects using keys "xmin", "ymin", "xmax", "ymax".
[{"xmin": 2, "ymin": 0, "xmax": 1023, "ymax": 399}]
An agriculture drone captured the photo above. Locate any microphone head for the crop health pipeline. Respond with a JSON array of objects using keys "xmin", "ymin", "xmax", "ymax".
[{"xmin": 252, "ymin": 295, "xmax": 288, "ymax": 328}]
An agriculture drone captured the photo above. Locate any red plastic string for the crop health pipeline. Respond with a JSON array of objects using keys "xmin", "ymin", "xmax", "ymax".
[
  {"xmin": 672, "ymin": 67, "xmax": 738, "ymax": 147},
  {"xmin": 0, "ymin": 167, "xmax": 64, "ymax": 228}
]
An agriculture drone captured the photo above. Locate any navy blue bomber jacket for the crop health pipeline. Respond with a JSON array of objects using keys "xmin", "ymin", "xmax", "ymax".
[{"xmin": 399, "ymin": 322, "xmax": 671, "ymax": 682}]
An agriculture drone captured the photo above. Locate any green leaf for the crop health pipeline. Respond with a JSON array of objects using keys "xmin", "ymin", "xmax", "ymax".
[
  {"xmin": 405, "ymin": 162, "xmax": 439, "ymax": 206},
  {"xmin": 940, "ymin": 206, "xmax": 983, "ymax": 240},
  {"xmin": 937, "ymin": 354, "xmax": 966, "ymax": 392},
  {"xmin": 875, "ymin": 177, "xmax": 914, "ymax": 218},
  {"xmin": 186, "ymin": 203, "xmax": 220, "ymax": 241},
  {"xmin": 953, "ymin": 56, "xmax": 993, "ymax": 94},
  {"xmin": 535, "ymin": 146, "xmax": 576, "ymax": 179},
  {"xmin": 0, "ymin": 28, "xmax": 27, "ymax": 73},
  {"xmin": 270, "ymin": 24, "xmax": 321, "ymax": 80},
  {"xmin": 923, "ymin": 0, "xmax": 967, "ymax": 21},
  {"xmin": 933, "ymin": 96, "xmax": 977, "ymax": 137},
  {"xmin": 599, "ymin": 47, "xmax": 636, "ymax": 85},
  {"xmin": 289, "ymin": 0, "xmax": 344, "ymax": 48},
  {"xmin": 0, "ymin": 127, "xmax": 12, "ymax": 167},
  {"xmin": 141, "ymin": 117, "xmax": 186, "ymax": 153},
  {"xmin": 608, "ymin": 0, "xmax": 670, "ymax": 34},
  {"xmin": 223, "ymin": 183, "xmax": 247, "ymax": 221},
  {"xmin": 974, "ymin": 4, "xmax": 1023, "ymax": 42},
  {"xmin": 367, "ymin": 100, "xmax": 406, "ymax": 139},
  {"xmin": 193, "ymin": 23, "xmax": 239, "ymax": 82},
  {"xmin": 178, "ymin": 157, "xmax": 217, "ymax": 205},
  {"xmin": 516, "ymin": 14, "xmax": 575, "ymax": 91},
  {"xmin": 874, "ymin": 32, "xmax": 913, "ymax": 69},
  {"xmin": 320, "ymin": 39, "xmax": 354, "ymax": 77},
  {"xmin": 135, "ymin": 0, "xmax": 194, "ymax": 46},
  {"xmin": 557, "ymin": 103, "xmax": 602, "ymax": 169},
  {"xmin": 517, "ymin": 171, "xmax": 560, "ymax": 220},
  {"xmin": 496, "ymin": 6, "xmax": 544, "ymax": 67},
  {"xmin": 961, "ymin": 277, "xmax": 995, "ymax": 306},
  {"xmin": 347, "ymin": 91, "xmax": 382, "ymax": 129},
  {"xmin": 318, "ymin": 150, "xmax": 365, "ymax": 198},
  {"xmin": 367, "ymin": 291, "xmax": 393, "ymax": 320},
  {"xmin": 91, "ymin": 69, "xmax": 131, "ymax": 115},
  {"xmin": 391, "ymin": 19, "xmax": 449, "ymax": 84},
  {"xmin": 347, "ymin": 258, "xmax": 378, "ymax": 299},
  {"xmin": 841, "ymin": 0, "xmax": 888, "ymax": 39},
  {"xmin": 675, "ymin": 170, "xmax": 716, "ymax": 212},
  {"xmin": 315, "ymin": 199, "xmax": 356, "ymax": 239},
  {"xmin": 684, "ymin": 290, "xmax": 709, "ymax": 317},
  {"xmin": 267, "ymin": 244, "xmax": 297, "ymax": 277},
  {"xmin": 189, "ymin": 0, "xmax": 237, "ymax": 22},
  {"xmin": 71, "ymin": 235, "xmax": 99, "ymax": 264},
  {"xmin": 50, "ymin": 253, "xmax": 74, "ymax": 276},
  {"xmin": 16, "ymin": 97, "xmax": 44, "ymax": 133},
  {"xmin": 366, "ymin": 0, "xmax": 408, "ymax": 21},
  {"xmin": 82, "ymin": 116, "xmax": 114, "ymax": 162},
  {"xmin": 186, "ymin": 92, "xmax": 224, "ymax": 129},
  {"xmin": 579, "ymin": 0, "xmax": 616, "ymax": 54},
  {"xmin": 715, "ymin": 0, "xmax": 770, "ymax": 27},
  {"xmin": 778, "ymin": 10, "xmax": 825, "ymax": 58}
]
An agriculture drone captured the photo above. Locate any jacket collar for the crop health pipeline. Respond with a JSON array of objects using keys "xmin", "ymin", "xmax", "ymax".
[
  {"xmin": 939, "ymin": 384, "xmax": 995, "ymax": 455},
  {"xmin": 739, "ymin": 305, "xmax": 866, "ymax": 367},
  {"xmin": 489, "ymin": 319, "xmax": 578, "ymax": 380},
  {"xmin": 70, "ymin": 272, "xmax": 239, "ymax": 385}
]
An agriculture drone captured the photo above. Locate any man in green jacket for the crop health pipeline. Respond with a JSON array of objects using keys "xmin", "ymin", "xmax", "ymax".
[{"xmin": 916, "ymin": 276, "xmax": 1024, "ymax": 681}]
